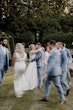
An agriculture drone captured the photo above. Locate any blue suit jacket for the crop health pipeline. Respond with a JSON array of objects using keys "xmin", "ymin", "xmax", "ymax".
[
  {"xmin": 66, "ymin": 48, "xmax": 72, "ymax": 64},
  {"xmin": 4, "ymin": 48, "xmax": 9, "ymax": 71},
  {"xmin": 0, "ymin": 45, "xmax": 5, "ymax": 70},
  {"xmin": 46, "ymin": 48, "xmax": 62, "ymax": 76},
  {"xmin": 31, "ymin": 50, "xmax": 44, "ymax": 68},
  {"xmin": 60, "ymin": 47, "xmax": 68, "ymax": 72}
]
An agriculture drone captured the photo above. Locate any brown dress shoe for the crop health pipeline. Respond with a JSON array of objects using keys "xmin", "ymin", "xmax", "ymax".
[
  {"xmin": 59, "ymin": 100, "xmax": 67, "ymax": 104},
  {"xmin": 37, "ymin": 87, "xmax": 42, "ymax": 90},
  {"xmin": 40, "ymin": 98, "xmax": 48, "ymax": 102}
]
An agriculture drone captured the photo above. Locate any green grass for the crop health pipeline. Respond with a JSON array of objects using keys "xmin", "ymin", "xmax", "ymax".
[{"xmin": 0, "ymin": 67, "xmax": 73, "ymax": 110}]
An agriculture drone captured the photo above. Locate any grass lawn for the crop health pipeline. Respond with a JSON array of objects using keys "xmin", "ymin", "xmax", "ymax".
[{"xmin": 0, "ymin": 67, "xmax": 73, "ymax": 110}]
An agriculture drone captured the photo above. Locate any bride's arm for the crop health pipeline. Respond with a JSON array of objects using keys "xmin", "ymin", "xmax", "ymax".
[
  {"xmin": 34, "ymin": 49, "xmax": 41, "ymax": 53},
  {"xmin": 11, "ymin": 53, "xmax": 16, "ymax": 67}
]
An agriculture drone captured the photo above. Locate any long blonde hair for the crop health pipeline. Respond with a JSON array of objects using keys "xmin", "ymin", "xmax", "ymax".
[
  {"xmin": 14, "ymin": 43, "xmax": 25, "ymax": 53},
  {"xmin": 29, "ymin": 44, "xmax": 35, "ymax": 51}
]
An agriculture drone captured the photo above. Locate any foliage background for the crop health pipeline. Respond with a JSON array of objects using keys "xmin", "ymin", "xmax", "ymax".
[{"xmin": 0, "ymin": 0, "xmax": 73, "ymax": 48}]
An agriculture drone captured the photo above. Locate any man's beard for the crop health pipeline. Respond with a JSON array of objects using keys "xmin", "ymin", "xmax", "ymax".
[{"xmin": 2, "ymin": 43, "xmax": 6, "ymax": 47}]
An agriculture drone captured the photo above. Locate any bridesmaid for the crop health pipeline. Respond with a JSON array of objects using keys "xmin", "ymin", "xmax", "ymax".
[{"xmin": 43, "ymin": 46, "xmax": 50, "ymax": 78}]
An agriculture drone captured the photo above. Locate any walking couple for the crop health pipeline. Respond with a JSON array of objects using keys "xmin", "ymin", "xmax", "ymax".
[{"xmin": 12, "ymin": 42, "xmax": 44, "ymax": 98}]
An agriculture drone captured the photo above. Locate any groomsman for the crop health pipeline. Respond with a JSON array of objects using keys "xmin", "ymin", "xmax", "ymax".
[
  {"xmin": 64, "ymin": 44, "xmax": 72, "ymax": 85},
  {"xmin": 40, "ymin": 41, "xmax": 66, "ymax": 104},
  {"xmin": 0, "ymin": 38, "xmax": 5, "ymax": 84},
  {"xmin": 56, "ymin": 42, "xmax": 70, "ymax": 96},
  {"xmin": 0, "ymin": 38, "xmax": 9, "ymax": 83}
]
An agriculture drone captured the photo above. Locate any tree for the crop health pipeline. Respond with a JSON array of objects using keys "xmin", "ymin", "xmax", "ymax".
[{"xmin": 0, "ymin": 0, "xmax": 73, "ymax": 48}]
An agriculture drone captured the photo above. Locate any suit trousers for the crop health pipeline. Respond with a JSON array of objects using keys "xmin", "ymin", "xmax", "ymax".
[
  {"xmin": 0, "ymin": 69, "xmax": 4, "ymax": 84},
  {"xmin": 44, "ymin": 75, "xmax": 65, "ymax": 102},
  {"xmin": 2, "ymin": 69, "xmax": 5, "ymax": 79},
  {"xmin": 37, "ymin": 67, "xmax": 42, "ymax": 88},
  {"xmin": 0, "ymin": 71, "xmax": 2, "ymax": 83},
  {"xmin": 61, "ymin": 71, "xmax": 70, "ymax": 91},
  {"xmin": 67, "ymin": 66, "xmax": 71, "ymax": 82}
]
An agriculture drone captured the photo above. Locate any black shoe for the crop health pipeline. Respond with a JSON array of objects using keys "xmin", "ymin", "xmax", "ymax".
[{"xmin": 66, "ymin": 89, "xmax": 70, "ymax": 96}]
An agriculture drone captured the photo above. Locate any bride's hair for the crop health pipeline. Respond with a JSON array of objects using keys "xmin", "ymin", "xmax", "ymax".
[
  {"xmin": 29, "ymin": 44, "xmax": 35, "ymax": 51},
  {"xmin": 14, "ymin": 43, "xmax": 25, "ymax": 53}
]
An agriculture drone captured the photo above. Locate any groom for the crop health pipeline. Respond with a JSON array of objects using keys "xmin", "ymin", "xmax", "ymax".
[
  {"xmin": 31, "ymin": 42, "xmax": 44, "ymax": 88},
  {"xmin": 40, "ymin": 41, "xmax": 66, "ymax": 104}
]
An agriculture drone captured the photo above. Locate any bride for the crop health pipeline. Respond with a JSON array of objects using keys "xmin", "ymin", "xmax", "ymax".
[
  {"xmin": 12, "ymin": 43, "xmax": 28, "ymax": 98},
  {"xmin": 24, "ymin": 44, "xmax": 38, "ymax": 90}
]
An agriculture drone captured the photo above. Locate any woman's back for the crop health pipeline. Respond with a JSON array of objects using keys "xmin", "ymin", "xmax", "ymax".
[
  {"xmin": 15, "ymin": 52, "xmax": 27, "ymax": 62},
  {"xmin": 14, "ymin": 52, "xmax": 27, "ymax": 74}
]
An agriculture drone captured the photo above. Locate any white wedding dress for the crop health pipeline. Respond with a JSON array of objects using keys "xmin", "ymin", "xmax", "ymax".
[
  {"xmin": 24, "ymin": 54, "xmax": 38, "ymax": 90},
  {"xmin": 14, "ymin": 52, "xmax": 28, "ymax": 97}
]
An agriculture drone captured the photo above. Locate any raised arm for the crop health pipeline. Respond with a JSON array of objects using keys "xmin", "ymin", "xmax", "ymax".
[
  {"xmin": 30, "ymin": 48, "xmax": 42, "ymax": 54},
  {"xmin": 31, "ymin": 51, "xmax": 42, "ymax": 62}
]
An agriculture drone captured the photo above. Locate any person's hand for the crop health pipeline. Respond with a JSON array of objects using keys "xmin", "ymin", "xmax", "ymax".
[
  {"xmin": 5, "ymin": 70, "xmax": 8, "ymax": 73},
  {"xmin": 62, "ymin": 69, "xmax": 65, "ymax": 73},
  {"xmin": 31, "ymin": 50, "xmax": 36, "ymax": 54}
]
